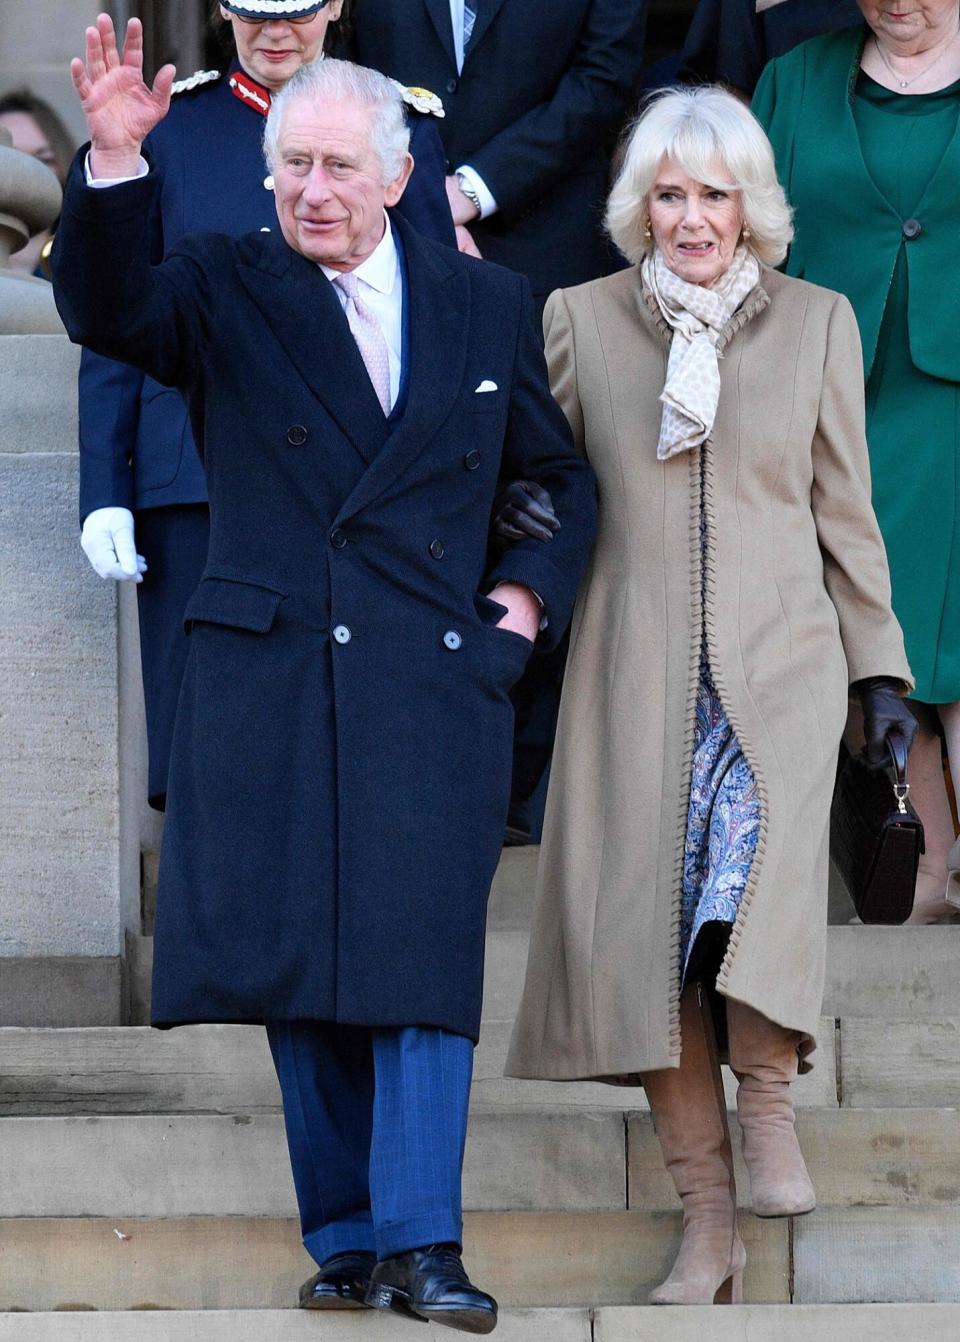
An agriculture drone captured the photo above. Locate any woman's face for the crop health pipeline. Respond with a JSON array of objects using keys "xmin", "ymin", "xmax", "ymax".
[
  {"xmin": 220, "ymin": 2, "xmax": 343, "ymax": 91},
  {"xmin": 857, "ymin": 0, "xmax": 960, "ymax": 47},
  {"xmin": 0, "ymin": 109, "xmax": 62, "ymax": 182},
  {"xmin": 647, "ymin": 155, "xmax": 744, "ymax": 288}
]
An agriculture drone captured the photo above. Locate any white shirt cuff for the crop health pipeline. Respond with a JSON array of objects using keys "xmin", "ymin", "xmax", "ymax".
[
  {"xmin": 455, "ymin": 164, "xmax": 498, "ymax": 220},
  {"xmin": 84, "ymin": 151, "xmax": 150, "ymax": 188}
]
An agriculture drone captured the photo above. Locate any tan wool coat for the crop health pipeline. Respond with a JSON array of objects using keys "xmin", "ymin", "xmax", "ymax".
[{"xmin": 506, "ymin": 266, "xmax": 912, "ymax": 1082}]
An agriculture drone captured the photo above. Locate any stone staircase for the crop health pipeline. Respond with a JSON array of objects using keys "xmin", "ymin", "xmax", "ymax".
[{"xmin": 2, "ymin": 847, "xmax": 960, "ymax": 1338}]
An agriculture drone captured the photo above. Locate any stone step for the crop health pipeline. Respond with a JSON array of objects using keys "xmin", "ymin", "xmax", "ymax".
[
  {"xmin": 2, "ymin": 1107, "xmax": 956, "ymax": 1220},
  {"xmin": 127, "ymin": 917, "xmax": 960, "ymax": 1032},
  {"xmin": 0, "ymin": 1308, "xmax": 586, "ymax": 1341},
  {"xmin": 2, "ymin": 1304, "xmax": 959, "ymax": 1341},
  {"xmin": 0, "ymin": 1211, "xmax": 789, "ymax": 1312},
  {"xmin": 0, "ymin": 1017, "xmax": 837, "ymax": 1116},
  {"xmin": 596, "ymin": 1304, "xmax": 960, "ymax": 1341}
]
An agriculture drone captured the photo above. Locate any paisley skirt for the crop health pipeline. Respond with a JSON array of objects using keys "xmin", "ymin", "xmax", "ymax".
[{"xmin": 680, "ymin": 661, "xmax": 761, "ymax": 978}]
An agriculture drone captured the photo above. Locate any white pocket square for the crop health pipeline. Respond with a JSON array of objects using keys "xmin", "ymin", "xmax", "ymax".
[{"xmin": 474, "ymin": 380, "xmax": 498, "ymax": 393}]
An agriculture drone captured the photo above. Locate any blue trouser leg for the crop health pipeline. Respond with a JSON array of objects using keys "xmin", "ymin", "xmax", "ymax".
[
  {"xmin": 369, "ymin": 1025, "xmax": 474, "ymax": 1260},
  {"xmin": 265, "ymin": 1019, "xmax": 377, "ymax": 1264},
  {"xmin": 266, "ymin": 1021, "xmax": 474, "ymax": 1266}
]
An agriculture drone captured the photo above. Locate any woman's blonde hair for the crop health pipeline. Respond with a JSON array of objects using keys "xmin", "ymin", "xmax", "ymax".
[{"xmin": 606, "ymin": 85, "xmax": 794, "ymax": 268}]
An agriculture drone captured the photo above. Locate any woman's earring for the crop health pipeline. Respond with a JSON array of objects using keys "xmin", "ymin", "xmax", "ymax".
[
  {"xmin": 643, "ymin": 217, "xmax": 652, "ymax": 242},
  {"xmin": 742, "ymin": 224, "xmax": 752, "ymax": 242}
]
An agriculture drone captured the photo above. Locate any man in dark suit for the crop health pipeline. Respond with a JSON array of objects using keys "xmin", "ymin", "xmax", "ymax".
[
  {"xmin": 679, "ymin": 0, "xmax": 861, "ymax": 95},
  {"xmin": 345, "ymin": 0, "xmax": 648, "ymax": 313},
  {"xmin": 55, "ymin": 16, "xmax": 597, "ymax": 1332}
]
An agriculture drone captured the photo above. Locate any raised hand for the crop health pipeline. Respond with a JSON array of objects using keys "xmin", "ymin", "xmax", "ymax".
[{"xmin": 70, "ymin": 13, "xmax": 175, "ymax": 177}]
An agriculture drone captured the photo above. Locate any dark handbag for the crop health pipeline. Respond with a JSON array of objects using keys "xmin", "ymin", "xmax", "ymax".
[{"xmin": 830, "ymin": 730, "xmax": 925, "ymax": 925}]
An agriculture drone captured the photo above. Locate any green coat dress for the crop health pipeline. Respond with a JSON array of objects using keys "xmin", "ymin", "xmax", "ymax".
[{"xmin": 754, "ymin": 26, "xmax": 960, "ymax": 702}]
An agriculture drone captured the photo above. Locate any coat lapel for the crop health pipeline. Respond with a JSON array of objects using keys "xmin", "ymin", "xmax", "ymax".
[
  {"xmin": 423, "ymin": 0, "xmax": 458, "ymax": 68},
  {"xmin": 464, "ymin": 0, "xmax": 509, "ymax": 62},
  {"xmin": 237, "ymin": 233, "xmax": 390, "ymax": 464},
  {"xmin": 334, "ymin": 214, "xmax": 470, "ymax": 526}
]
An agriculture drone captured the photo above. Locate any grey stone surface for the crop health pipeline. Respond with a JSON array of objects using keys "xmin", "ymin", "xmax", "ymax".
[
  {"xmin": 0, "ymin": 1308, "xmax": 592, "ymax": 1342},
  {"xmin": 824, "ymin": 927, "xmax": 960, "ymax": 1017},
  {"xmin": 0, "ymin": 959, "xmax": 121, "ymax": 1028},
  {"xmin": 0, "ymin": 1, "xmax": 103, "ymax": 145},
  {"xmin": 0, "ymin": 1211, "xmax": 788, "ymax": 1312},
  {"xmin": 0, "ymin": 1109, "xmax": 627, "ymax": 1217},
  {"xmin": 840, "ymin": 1018, "xmax": 960, "ymax": 1108},
  {"xmin": 794, "ymin": 1208, "xmax": 960, "ymax": 1303},
  {"xmin": 595, "ymin": 1304, "xmax": 960, "ymax": 1341},
  {"xmin": 0, "ymin": 336, "xmax": 129, "ymax": 968}
]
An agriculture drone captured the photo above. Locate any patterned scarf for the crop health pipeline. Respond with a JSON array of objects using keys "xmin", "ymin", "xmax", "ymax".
[{"xmin": 642, "ymin": 245, "xmax": 761, "ymax": 461}]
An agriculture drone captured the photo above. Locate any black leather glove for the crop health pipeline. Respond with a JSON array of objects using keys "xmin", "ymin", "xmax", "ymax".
[
  {"xmin": 493, "ymin": 480, "xmax": 560, "ymax": 543},
  {"xmin": 855, "ymin": 676, "xmax": 918, "ymax": 769}
]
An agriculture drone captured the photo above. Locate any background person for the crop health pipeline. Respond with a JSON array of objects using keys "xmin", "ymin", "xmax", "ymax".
[
  {"xmin": 0, "ymin": 89, "xmax": 75, "ymax": 276},
  {"xmin": 55, "ymin": 18, "xmax": 597, "ymax": 1326},
  {"xmin": 754, "ymin": 0, "xmax": 960, "ymax": 921},
  {"xmin": 679, "ymin": 0, "xmax": 861, "ymax": 95},
  {"xmin": 506, "ymin": 86, "xmax": 915, "ymax": 1304}
]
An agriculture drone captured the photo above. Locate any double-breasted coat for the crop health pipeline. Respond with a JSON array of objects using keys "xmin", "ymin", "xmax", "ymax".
[
  {"xmin": 506, "ymin": 266, "xmax": 911, "ymax": 1081},
  {"xmin": 53, "ymin": 158, "xmax": 598, "ymax": 1040}
]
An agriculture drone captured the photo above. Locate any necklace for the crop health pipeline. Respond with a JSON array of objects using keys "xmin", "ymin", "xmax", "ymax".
[{"xmin": 873, "ymin": 22, "xmax": 960, "ymax": 90}]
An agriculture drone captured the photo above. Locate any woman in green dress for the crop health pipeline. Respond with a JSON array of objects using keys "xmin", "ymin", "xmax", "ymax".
[{"xmin": 754, "ymin": 0, "xmax": 960, "ymax": 921}]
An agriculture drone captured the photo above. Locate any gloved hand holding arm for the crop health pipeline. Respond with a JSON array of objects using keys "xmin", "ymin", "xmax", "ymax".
[
  {"xmin": 493, "ymin": 480, "xmax": 560, "ymax": 543},
  {"xmin": 855, "ymin": 676, "xmax": 918, "ymax": 768}
]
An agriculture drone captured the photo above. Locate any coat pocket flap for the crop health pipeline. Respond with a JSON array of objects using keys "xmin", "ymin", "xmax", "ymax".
[{"xmin": 183, "ymin": 576, "xmax": 286, "ymax": 634}]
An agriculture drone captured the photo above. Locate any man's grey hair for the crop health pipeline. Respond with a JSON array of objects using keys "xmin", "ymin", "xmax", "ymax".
[
  {"xmin": 263, "ymin": 58, "xmax": 410, "ymax": 185},
  {"xmin": 606, "ymin": 85, "xmax": 794, "ymax": 268}
]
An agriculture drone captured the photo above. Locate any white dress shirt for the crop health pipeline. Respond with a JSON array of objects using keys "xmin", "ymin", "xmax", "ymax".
[{"xmin": 321, "ymin": 214, "xmax": 403, "ymax": 411}]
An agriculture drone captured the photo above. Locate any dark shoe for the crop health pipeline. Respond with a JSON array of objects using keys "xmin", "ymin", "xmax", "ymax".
[
  {"xmin": 366, "ymin": 1243, "xmax": 498, "ymax": 1334},
  {"xmin": 299, "ymin": 1249, "xmax": 377, "ymax": 1310}
]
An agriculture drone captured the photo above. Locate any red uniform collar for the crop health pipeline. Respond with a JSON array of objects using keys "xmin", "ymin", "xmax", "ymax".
[{"xmin": 229, "ymin": 68, "xmax": 272, "ymax": 116}]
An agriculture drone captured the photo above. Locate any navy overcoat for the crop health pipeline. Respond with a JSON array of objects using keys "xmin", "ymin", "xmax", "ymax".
[{"xmin": 54, "ymin": 159, "xmax": 597, "ymax": 1040}]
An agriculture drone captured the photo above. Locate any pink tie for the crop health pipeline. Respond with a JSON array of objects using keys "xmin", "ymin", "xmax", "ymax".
[{"xmin": 334, "ymin": 271, "xmax": 392, "ymax": 416}]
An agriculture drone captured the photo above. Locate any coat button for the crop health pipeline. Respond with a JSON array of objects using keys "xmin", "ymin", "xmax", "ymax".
[
  {"xmin": 464, "ymin": 450, "xmax": 481, "ymax": 470},
  {"xmin": 443, "ymin": 630, "xmax": 462, "ymax": 650},
  {"xmin": 330, "ymin": 528, "xmax": 348, "ymax": 549},
  {"xmin": 333, "ymin": 624, "xmax": 351, "ymax": 644},
  {"xmin": 902, "ymin": 218, "xmax": 922, "ymax": 240},
  {"xmin": 429, "ymin": 539, "xmax": 445, "ymax": 559},
  {"xmin": 446, "ymin": 77, "xmax": 458, "ymax": 93},
  {"xmin": 287, "ymin": 425, "xmax": 307, "ymax": 446}
]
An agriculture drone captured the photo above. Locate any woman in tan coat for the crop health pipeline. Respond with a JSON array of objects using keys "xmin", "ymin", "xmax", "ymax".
[{"xmin": 506, "ymin": 87, "xmax": 916, "ymax": 1305}]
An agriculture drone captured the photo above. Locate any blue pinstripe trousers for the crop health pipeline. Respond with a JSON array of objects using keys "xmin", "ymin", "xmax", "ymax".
[{"xmin": 265, "ymin": 1020, "xmax": 474, "ymax": 1264}]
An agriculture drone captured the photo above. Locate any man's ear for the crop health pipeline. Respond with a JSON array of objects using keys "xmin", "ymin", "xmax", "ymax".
[{"xmin": 384, "ymin": 152, "xmax": 415, "ymax": 206}]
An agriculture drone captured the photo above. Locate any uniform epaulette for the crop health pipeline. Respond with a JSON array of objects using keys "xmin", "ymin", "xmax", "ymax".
[
  {"xmin": 390, "ymin": 79, "xmax": 444, "ymax": 118},
  {"xmin": 171, "ymin": 69, "xmax": 221, "ymax": 96}
]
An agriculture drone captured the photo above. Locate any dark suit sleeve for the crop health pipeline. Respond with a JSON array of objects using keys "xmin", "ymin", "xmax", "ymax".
[
  {"xmin": 484, "ymin": 277, "xmax": 597, "ymax": 646},
  {"xmin": 394, "ymin": 118, "xmax": 457, "ymax": 247},
  {"xmin": 78, "ymin": 348, "xmax": 140, "ymax": 522},
  {"xmin": 53, "ymin": 152, "xmax": 214, "ymax": 395},
  {"xmin": 466, "ymin": 0, "xmax": 647, "ymax": 218},
  {"xmin": 678, "ymin": 0, "xmax": 765, "ymax": 92}
]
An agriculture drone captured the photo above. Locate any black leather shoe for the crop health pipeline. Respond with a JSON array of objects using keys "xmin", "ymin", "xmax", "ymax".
[
  {"xmin": 366, "ymin": 1243, "xmax": 498, "ymax": 1334},
  {"xmin": 298, "ymin": 1249, "xmax": 377, "ymax": 1310}
]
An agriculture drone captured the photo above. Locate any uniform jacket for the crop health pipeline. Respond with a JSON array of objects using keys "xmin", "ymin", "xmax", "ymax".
[
  {"xmin": 78, "ymin": 64, "xmax": 457, "ymax": 522},
  {"xmin": 506, "ymin": 266, "xmax": 911, "ymax": 1081},
  {"xmin": 54, "ymin": 158, "xmax": 598, "ymax": 1038},
  {"xmin": 678, "ymin": 0, "xmax": 860, "ymax": 93},
  {"xmin": 343, "ymin": 0, "xmax": 648, "ymax": 303},
  {"xmin": 753, "ymin": 25, "xmax": 960, "ymax": 383}
]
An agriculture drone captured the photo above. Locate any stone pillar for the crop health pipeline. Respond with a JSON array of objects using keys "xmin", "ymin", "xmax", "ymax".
[{"xmin": 0, "ymin": 128, "xmax": 140, "ymax": 1025}]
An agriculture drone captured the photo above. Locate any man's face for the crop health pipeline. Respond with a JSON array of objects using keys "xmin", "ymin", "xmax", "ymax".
[{"xmin": 272, "ymin": 95, "xmax": 413, "ymax": 271}]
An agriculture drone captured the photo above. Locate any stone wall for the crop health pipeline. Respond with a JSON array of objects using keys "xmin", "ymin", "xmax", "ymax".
[{"xmin": 0, "ymin": 335, "xmax": 145, "ymax": 1024}]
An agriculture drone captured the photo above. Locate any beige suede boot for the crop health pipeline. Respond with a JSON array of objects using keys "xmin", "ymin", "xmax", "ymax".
[
  {"xmin": 726, "ymin": 999, "xmax": 815, "ymax": 1218},
  {"xmin": 643, "ymin": 984, "xmax": 746, "ymax": 1305}
]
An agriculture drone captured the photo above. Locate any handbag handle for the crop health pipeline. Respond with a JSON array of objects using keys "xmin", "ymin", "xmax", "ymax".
[{"xmin": 886, "ymin": 729, "xmax": 911, "ymax": 814}]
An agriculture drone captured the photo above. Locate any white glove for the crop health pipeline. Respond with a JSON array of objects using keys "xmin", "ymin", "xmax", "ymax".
[{"xmin": 80, "ymin": 507, "xmax": 148, "ymax": 582}]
